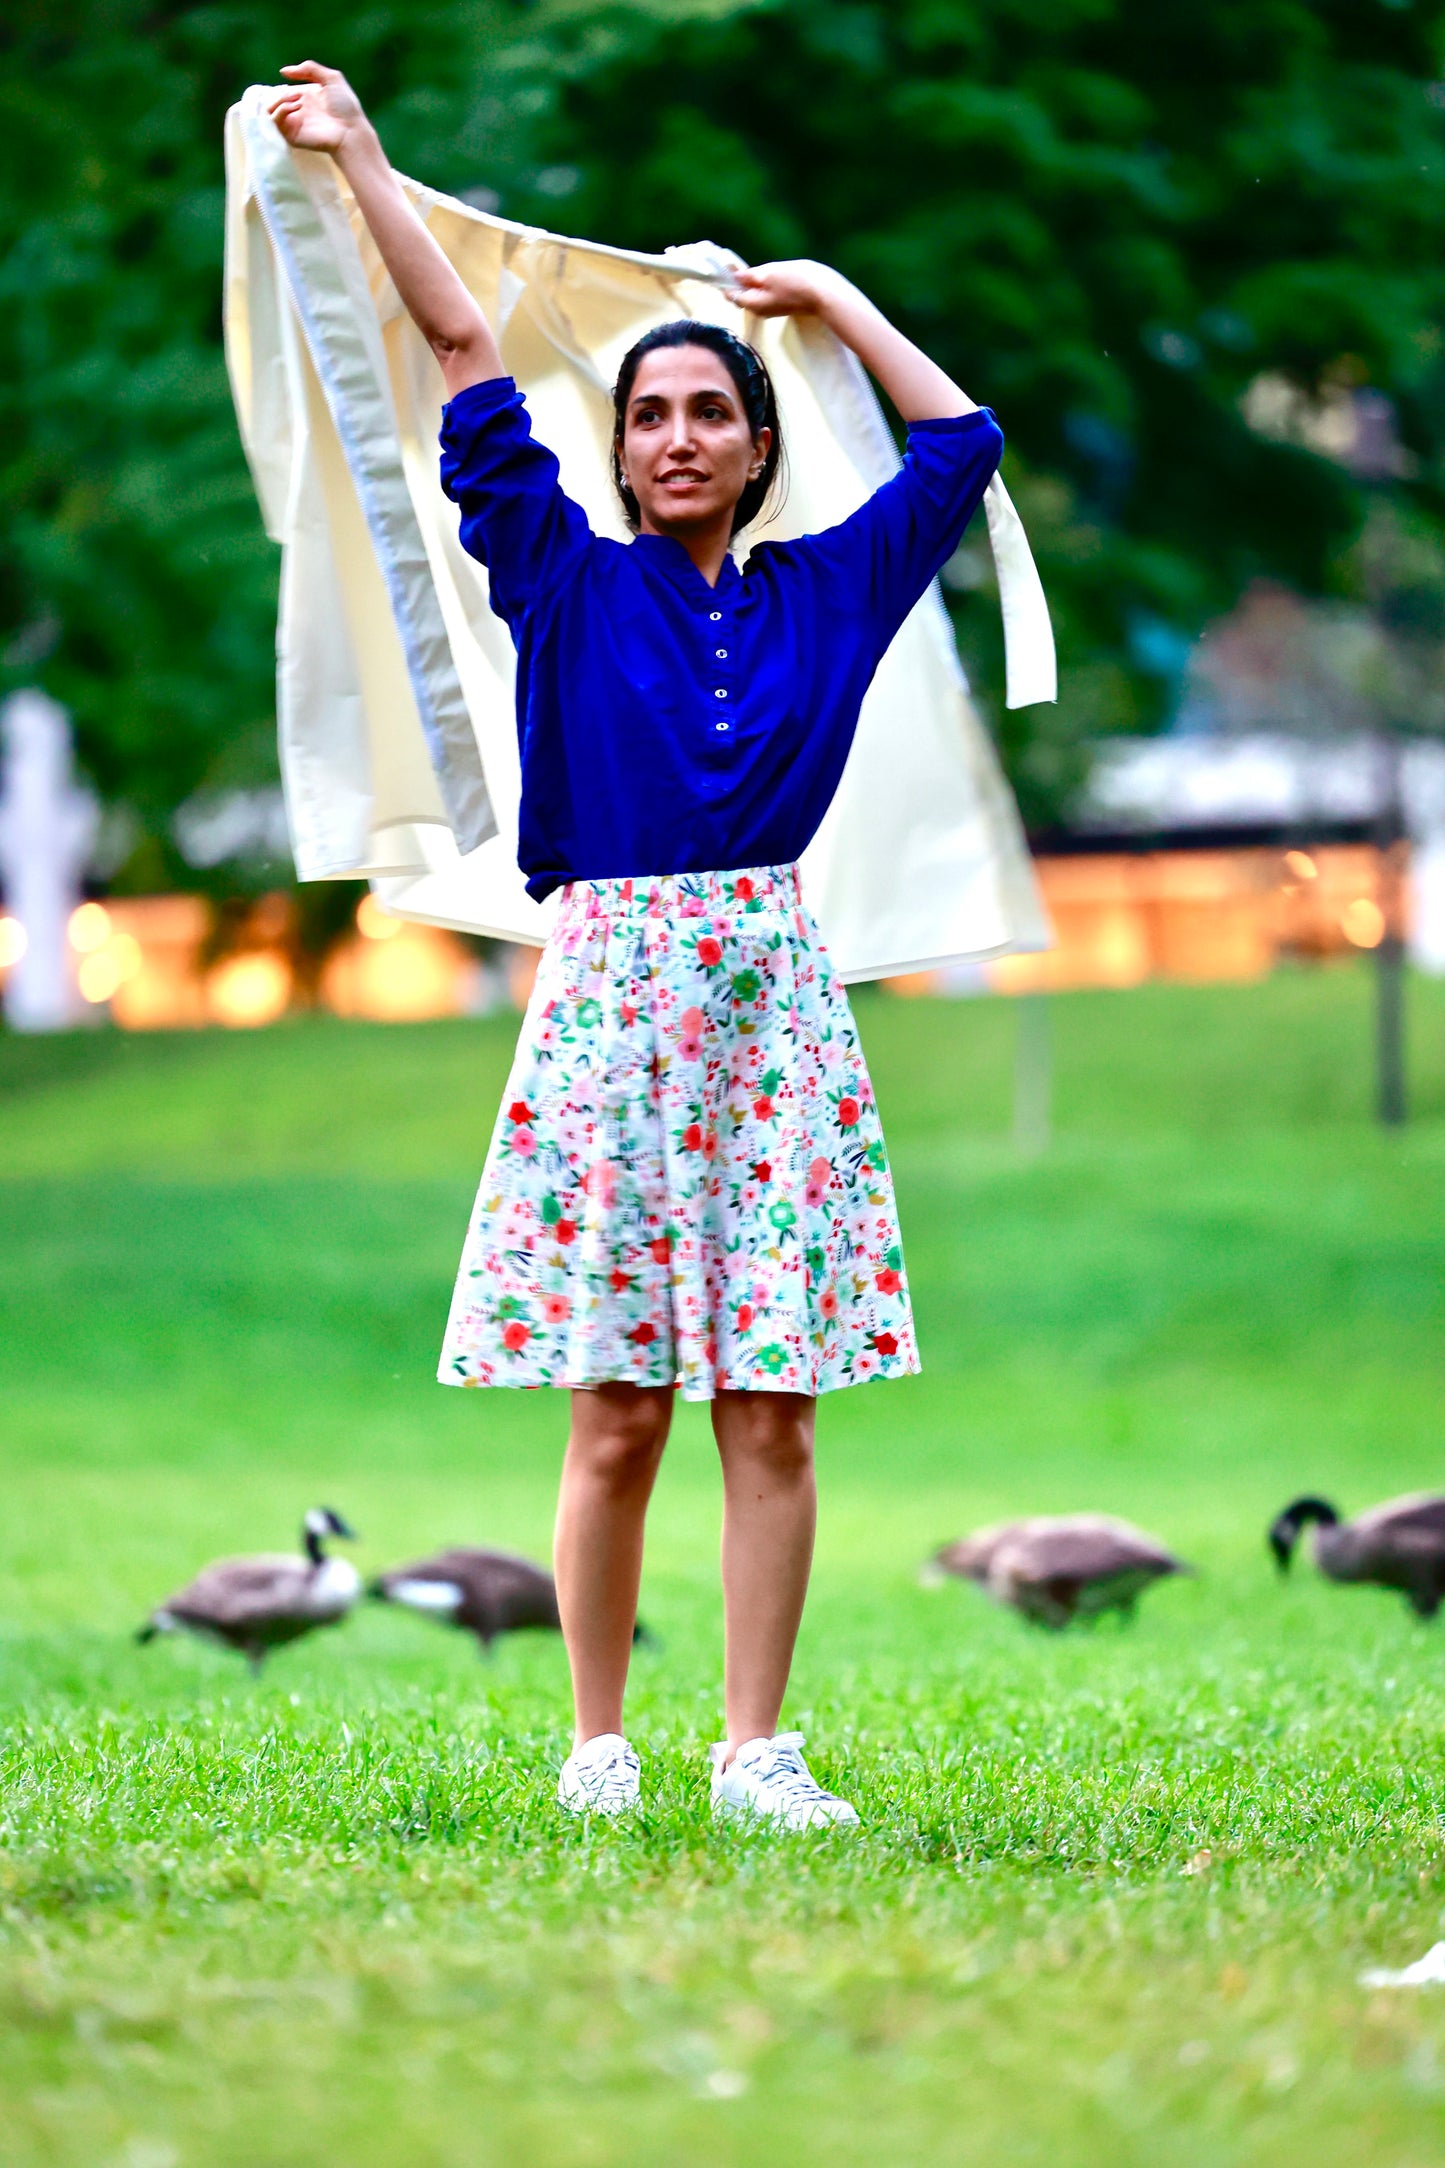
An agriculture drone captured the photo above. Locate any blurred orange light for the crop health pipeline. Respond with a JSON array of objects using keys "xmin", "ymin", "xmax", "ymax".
[
  {"xmin": 357, "ymin": 894, "xmax": 403, "ymax": 942},
  {"xmin": 1284, "ymin": 850, "xmax": 1317, "ymax": 881},
  {"xmin": 1342, "ymin": 898, "xmax": 1386, "ymax": 949},
  {"xmin": 206, "ymin": 952, "xmax": 292, "ymax": 1028},
  {"xmin": 0, "ymin": 915, "xmax": 26, "ymax": 969},
  {"xmin": 69, "ymin": 901, "xmax": 112, "ymax": 953},
  {"xmin": 78, "ymin": 950, "xmax": 123, "ymax": 1004}
]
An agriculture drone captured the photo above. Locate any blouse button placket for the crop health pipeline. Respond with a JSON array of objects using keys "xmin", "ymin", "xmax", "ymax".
[{"xmin": 705, "ymin": 596, "xmax": 735, "ymax": 761}]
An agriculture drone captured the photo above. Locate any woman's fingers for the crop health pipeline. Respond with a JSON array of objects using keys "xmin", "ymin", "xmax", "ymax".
[{"xmin": 279, "ymin": 60, "xmax": 336, "ymax": 83}]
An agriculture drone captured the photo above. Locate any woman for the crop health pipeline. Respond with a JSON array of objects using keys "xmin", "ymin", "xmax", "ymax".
[{"xmin": 270, "ymin": 61, "xmax": 1004, "ymax": 1829}]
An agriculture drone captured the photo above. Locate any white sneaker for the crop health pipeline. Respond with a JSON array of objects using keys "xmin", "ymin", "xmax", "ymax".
[
  {"xmin": 557, "ymin": 1732, "xmax": 641, "ymax": 1817},
  {"xmin": 710, "ymin": 1732, "xmax": 859, "ymax": 1831}
]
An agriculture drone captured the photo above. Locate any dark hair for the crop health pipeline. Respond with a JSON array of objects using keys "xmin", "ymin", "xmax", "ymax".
[{"xmin": 611, "ymin": 319, "xmax": 784, "ymax": 537}]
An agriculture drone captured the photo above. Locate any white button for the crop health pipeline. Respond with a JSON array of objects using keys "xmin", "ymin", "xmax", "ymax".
[
  {"xmin": 715, "ymin": 720, "xmax": 730, "ymax": 733},
  {"xmin": 715, "ymin": 648, "xmax": 728, "ymax": 659},
  {"xmin": 714, "ymin": 687, "xmax": 727, "ymax": 699},
  {"xmin": 709, "ymin": 610, "xmax": 722, "ymax": 621}
]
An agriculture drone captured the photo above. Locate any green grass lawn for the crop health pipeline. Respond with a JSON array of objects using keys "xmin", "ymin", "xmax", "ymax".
[{"xmin": 3, "ymin": 964, "xmax": 1445, "ymax": 2167}]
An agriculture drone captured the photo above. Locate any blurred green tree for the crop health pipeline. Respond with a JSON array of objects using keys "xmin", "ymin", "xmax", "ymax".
[{"xmin": 2, "ymin": 0, "xmax": 1443, "ymax": 862}]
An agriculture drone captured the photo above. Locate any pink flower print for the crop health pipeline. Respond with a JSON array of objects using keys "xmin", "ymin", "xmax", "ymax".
[
  {"xmin": 753, "ymin": 1094, "xmax": 774, "ymax": 1120},
  {"xmin": 542, "ymin": 1293, "xmax": 571, "ymax": 1324},
  {"xmin": 510, "ymin": 1125, "xmax": 538, "ymax": 1158},
  {"xmin": 702, "ymin": 1131, "xmax": 718, "ymax": 1161},
  {"xmin": 584, "ymin": 1161, "xmax": 617, "ymax": 1208},
  {"xmin": 837, "ymin": 1096, "xmax": 861, "ymax": 1129},
  {"xmin": 678, "ymin": 1036, "xmax": 704, "ymax": 1063},
  {"xmin": 679, "ymin": 892, "xmax": 707, "ymax": 918},
  {"xmin": 852, "ymin": 1350, "xmax": 876, "ymax": 1378},
  {"xmin": 621, "ymin": 1001, "xmax": 638, "ymax": 1027},
  {"xmin": 807, "ymin": 1156, "xmax": 832, "ymax": 1196},
  {"xmin": 805, "ymin": 1179, "xmax": 827, "ymax": 1210},
  {"xmin": 696, "ymin": 935, "xmax": 723, "ymax": 967},
  {"xmin": 819, "ymin": 1288, "xmax": 840, "ymax": 1320},
  {"xmin": 680, "ymin": 1006, "xmax": 705, "ymax": 1035}
]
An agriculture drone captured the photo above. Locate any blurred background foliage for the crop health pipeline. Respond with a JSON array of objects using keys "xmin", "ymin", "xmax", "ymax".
[{"xmin": 2, "ymin": 0, "xmax": 1444, "ymax": 871}]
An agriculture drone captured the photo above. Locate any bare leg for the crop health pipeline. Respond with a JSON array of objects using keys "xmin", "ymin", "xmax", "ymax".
[
  {"xmin": 553, "ymin": 1383, "xmax": 673, "ymax": 1747},
  {"xmin": 712, "ymin": 1389, "xmax": 817, "ymax": 1760}
]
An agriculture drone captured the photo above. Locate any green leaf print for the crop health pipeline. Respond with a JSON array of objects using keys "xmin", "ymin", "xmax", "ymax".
[
  {"xmin": 541, "ymin": 1195, "xmax": 562, "ymax": 1225},
  {"xmin": 731, "ymin": 968, "xmax": 762, "ymax": 1003}
]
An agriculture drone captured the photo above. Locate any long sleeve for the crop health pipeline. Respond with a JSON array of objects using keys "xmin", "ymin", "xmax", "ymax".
[
  {"xmin": 439, "ymin": 377, "xmax": 594, "ymax": 628},
  {"xmin": 798, "ymin": 407, "xmax": 1005, "ymax": 652}
]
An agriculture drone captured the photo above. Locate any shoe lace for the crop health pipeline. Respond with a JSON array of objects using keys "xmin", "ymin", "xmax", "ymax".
[
  {"xmin": 581, "ymin": 1740, "xmax": 638, "ymax": 1807},
  {"xmin": 748, "ymin": 1732, "xmax": 839, "ymax": 1809}
]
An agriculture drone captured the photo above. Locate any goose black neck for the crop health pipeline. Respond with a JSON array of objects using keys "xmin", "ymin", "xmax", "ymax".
[
  {"xmin": 304, "ymin": 1527, "xmax": 326, "ymax": 1566},
  {"xmin": 1269, "ymin": 1495, "xmax": 1340, "ymax": 1570}
]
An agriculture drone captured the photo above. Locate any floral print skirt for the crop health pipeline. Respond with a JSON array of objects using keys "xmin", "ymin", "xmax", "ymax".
[{"xmin": 438, "ymin": 863, "xmax": 919, "ymax": 1400}]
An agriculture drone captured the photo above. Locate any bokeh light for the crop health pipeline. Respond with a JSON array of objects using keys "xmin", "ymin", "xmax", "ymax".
[
  {"xmin": 68, "ymin": 901, "xmax": 112, "ymax": 953},
  {"xmin": 205, "ymin": 951, "xmax": 293, "ymax": 1028},
  {"xmin": 357, "ymin": 894, "xmax": 403, "ymax": 941},
  {"xmin": 1342, "ymin": 898, "xmax": 1386, "ymax": 949},
  {"xmin": 0, "ymin": 915, "xmax": 27, "ymax": 968}
]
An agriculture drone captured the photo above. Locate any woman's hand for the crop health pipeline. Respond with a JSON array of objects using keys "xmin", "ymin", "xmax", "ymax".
[
  {"xmin": 725, "ymin": 260, "xmax": 853, "ymax": 322},
  {"xmin": 269, "ymin": 61, "xmax": 368, "ymax": 156},
  {"xmin": 731, "ymin": 258, "xmax": 974, "ymax": 423}
]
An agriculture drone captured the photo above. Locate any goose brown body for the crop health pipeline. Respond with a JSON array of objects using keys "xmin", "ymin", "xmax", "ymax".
[
  {"xmin": 930, "ymin": 1513, "xmax": 1189, "ymax": 1628},
  {"xmin": 370, "ymin": 1547, "xmax": 562, "ymax": 1649},
  {"xmin": 136, "ymin": 1508, "xmax": 360, "ymax": 1670},
  {"xmin": 1269, "ymin": 1492, "xmax": 1445, "ymax": 1618}
]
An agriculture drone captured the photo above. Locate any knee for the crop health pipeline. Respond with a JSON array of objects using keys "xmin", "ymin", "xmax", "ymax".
[
  {"xmin": 719, "ymin": 1397, "xmax": 815, "ymax": 1485},
  {"xmin": 569, "ymin": 1390, "xmax": 670, "ymax": 1492}
]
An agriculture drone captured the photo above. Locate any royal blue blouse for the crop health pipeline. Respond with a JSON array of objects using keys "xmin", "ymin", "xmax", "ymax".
[{"xmin": 439, "ymin": 375, "xmax": 1003, "ymax": 901}]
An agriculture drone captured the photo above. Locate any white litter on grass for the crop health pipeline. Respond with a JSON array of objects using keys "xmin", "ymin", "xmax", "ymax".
[{"xmin": 1360, "ymin": 1942, "xmax": 1445, "ymax": 1989}]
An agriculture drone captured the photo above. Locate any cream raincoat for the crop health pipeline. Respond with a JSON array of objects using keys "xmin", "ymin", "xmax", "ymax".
[{"xmin": 223, "ymin": 86, "xmax": 1053, "ymax": 980}]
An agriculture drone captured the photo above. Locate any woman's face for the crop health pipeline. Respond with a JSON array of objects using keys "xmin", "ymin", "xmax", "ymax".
[{"xmin": 619, "ymin": 345, "xmax": 770, "ymax": 536}]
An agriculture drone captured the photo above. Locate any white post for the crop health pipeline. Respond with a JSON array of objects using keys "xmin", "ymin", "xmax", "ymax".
[{"xmin": 0, "ymin": 690, "xmax": 98, "ymax": 1032}]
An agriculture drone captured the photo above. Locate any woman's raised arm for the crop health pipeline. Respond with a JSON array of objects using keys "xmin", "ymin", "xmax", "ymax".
[
  {"xmin": 727, "ymin": 261, "xmax": 976, "ymax": 424},
  {"xmin": 269, "ymin": 63, "xmax": 504, "ymax": 400}
]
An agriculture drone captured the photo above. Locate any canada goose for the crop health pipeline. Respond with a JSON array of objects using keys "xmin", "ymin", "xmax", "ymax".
[
  {"xmin": 927, "ymin": 1513, "xmax": 1190, "ymax": 1628},
  {"xmin": 136, "ymin": 1507, "xmax": 361, "ymax": 1671},
  {"xmin": 369, "ymin": 1546, "xmax": 651, "ymax": 1652},
  {"xmin": 1268, "ymin": 1492, "xmax": 1445, "ymax": 1618}
]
